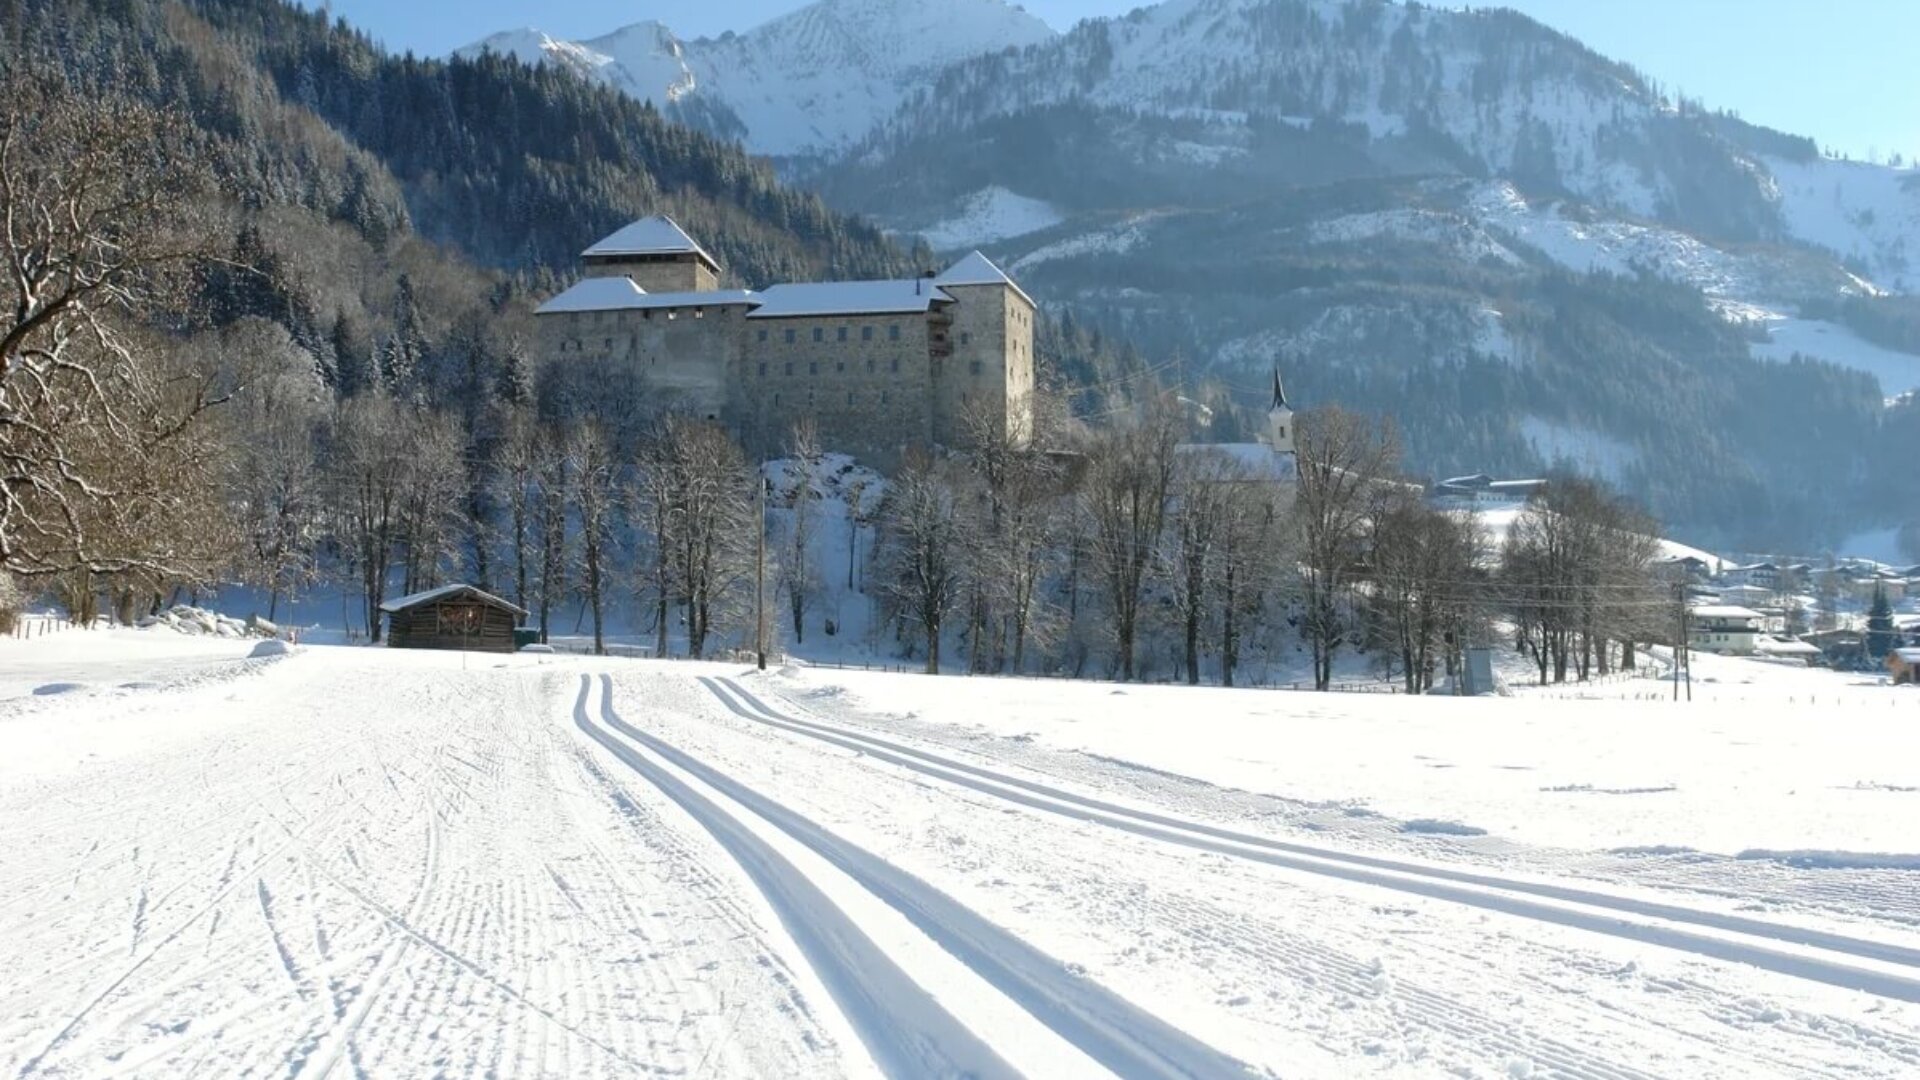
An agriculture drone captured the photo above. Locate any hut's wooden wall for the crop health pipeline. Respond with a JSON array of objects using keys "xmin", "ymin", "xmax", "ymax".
[{"xmin": 386, "ymin": 599, "xmax": 519, "ymax": 653}]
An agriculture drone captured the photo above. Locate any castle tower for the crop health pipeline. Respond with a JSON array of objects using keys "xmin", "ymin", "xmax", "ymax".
[
  {"xmin": 580, "ymin": 215, "xmax": 721, "ymax": 293},
  {"xmin": 932, "ymin": 251, "xmax": 1037, "ymax": 448},
  {"xmin": 1268, "ymin": 367, "xmax": 1294, "ymax": 456}
]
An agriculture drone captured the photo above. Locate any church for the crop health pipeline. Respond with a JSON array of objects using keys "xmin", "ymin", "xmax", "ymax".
[{"xmin": 534, "ymin": 216, "xmax": 1037, "ymax": 464}]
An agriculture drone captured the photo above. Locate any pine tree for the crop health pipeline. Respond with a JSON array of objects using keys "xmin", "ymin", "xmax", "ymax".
[{"xmin": 1866, "ymin": 582, "xmax": 1897, "ymax": 660}]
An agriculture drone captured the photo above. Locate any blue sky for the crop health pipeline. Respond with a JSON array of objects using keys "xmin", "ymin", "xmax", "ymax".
[{"xmin": 317, "ymin": 0, "xmax": 1919, "ymax": 163}]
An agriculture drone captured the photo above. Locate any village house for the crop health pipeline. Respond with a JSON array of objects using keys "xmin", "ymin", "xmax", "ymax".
[
  {"xmin": 1431, "ymin": 474, "xmax": 1547, "ymax": 504},
  {"xmin": 1890, "ymin": 647, "xmax": 1920, "ymax": 685},
  {"xmin": 534, "ymin": 216, "xmax": 1036, "ymax": 466},
  {"xmin": 1688, "ymin": 605, "xmax": 1764, "ymax": 656}
]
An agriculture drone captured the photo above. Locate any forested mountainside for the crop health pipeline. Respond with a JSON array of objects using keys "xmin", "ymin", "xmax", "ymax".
[{"xmin": 481, "ymin": 0, "xmax": 1920, "ymax": 550}]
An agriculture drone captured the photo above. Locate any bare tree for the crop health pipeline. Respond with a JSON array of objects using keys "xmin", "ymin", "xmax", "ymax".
[
  {"xmin": 638, "ymin": 416, "xmax": 754, "ymax": 660},
  {"xmin": 395, "ymin": 412, "xmax": 466, "ymax": 595},
  {"xmin": 492, "ymin": 406, "xmax": 539, "ymax": 613},
  {"xmin": 961, "ymin": 399, "xmax": 1065, "ymax": 674},
  {"xmin": 1503, "ymin": 477, "xmax": 1663, "ymax": 684},
  {"xmin": 874, "ymin": 452, "xmax": 969, "ymax": 674},
  {"xmin": 1292, "ymin": 406, "xmax": 1400, "ymax": 690},
  {"xmin": 1367, "ymin": 497, "xmax": 1484, "ymax": 694},
  {"xmin": 1168, "ymin": 450, "xmax": 1238, "ymax": 685},
  {"xmin": 1080, "ymin": 399, "xmax": 1181, "ymax": 680},
  {"xmin": 329, "ymin": 396, "xmax": 407, "ymax": 640},
  {"xmin": 567, "ymin": 422, "xmax": 618, "ymax": 655},
  {"xmin": 218, "ymin": 319, "xmax": 327, "ymax": 620},
  {"xmin": 0, "ymin": 73, "xmax": 227, "ymax": 579},
  {"xmin": 777, "ymin": 419, "xmax": 822, "ymax": 644}
]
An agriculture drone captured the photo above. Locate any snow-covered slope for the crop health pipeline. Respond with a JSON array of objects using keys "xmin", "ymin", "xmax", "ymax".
[{"xmin": 460, "ymin": 0, "xmax": 1055, "ymax": 159}]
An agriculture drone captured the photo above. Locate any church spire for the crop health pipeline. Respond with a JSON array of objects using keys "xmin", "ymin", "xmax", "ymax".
[{"xmin": 1268, "ymin": 365, "xmax": 1295, "ymax": 455}]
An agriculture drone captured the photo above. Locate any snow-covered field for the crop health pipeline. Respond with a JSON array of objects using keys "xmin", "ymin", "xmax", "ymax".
[{"xmin": 4, "ymin": 631, "xmax": 1918, "ymax": 1078}]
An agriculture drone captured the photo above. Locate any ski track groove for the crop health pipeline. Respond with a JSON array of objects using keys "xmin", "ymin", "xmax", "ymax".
[
  {"xmin": 572, "ymin": 674, "xmax": 1026, "ymax": 1080},
  {"xmin": 593, "ymin": 672, "xmax": 1260, "ymax": 1080},
  {"xmin": 705, "ymin": 676, "xmax": 1920, "ymax": 1004}
]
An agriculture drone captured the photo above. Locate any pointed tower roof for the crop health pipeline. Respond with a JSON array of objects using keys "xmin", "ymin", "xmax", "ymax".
[
  {"xmin": 934, "ymin": 251, "xmax": 1034, "ymax": 306},
  {"xmin": 1269, "ymin": 367, "xmax": 1291, "ymax": 412},
  {"xmin": 583, "ymin": 215, "xmax": 721, "ymax": 271}
]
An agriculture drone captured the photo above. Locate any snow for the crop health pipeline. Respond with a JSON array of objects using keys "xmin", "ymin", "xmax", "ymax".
[
  {"xmin": 1764, "ymin": 154, "xmax": 1920, "ymax": 290},
  {"xmin": 1518, "ymin": 416, "xmax": 1639, "ymax": 481},
  {"xmin": 3, "ymin": 633, "xmax": 1918, "ymax": 1077},
  {"xmin": 1751, "ymin": 316, "xmax": 1920, "ymax": 397},
  {"xmin": 746, "ymin": 280, "xmax": 953, "ymax": 319},
  {"xmin": 917, "ymin": 188, "xmax": 1064, "ymax": 251},
  {"xmin": 582, "ymin": 215, "xmax": 715, "ymax": 262},
  {"xmin": 535, "ymin": 276, "xmax": 649, "ymax": 314}
]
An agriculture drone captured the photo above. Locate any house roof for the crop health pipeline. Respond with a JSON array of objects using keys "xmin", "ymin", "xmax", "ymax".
[
  {"xmin": 933, "ymin": 251, "xmax": 1035, "ymax": 307},
  {"xmin": 1175, "ymin": 442, "xmax": 1298, "ymax": 482},
  {"xmin": 746, "ymin": 280, "xmax": 955, "ymax": 319},
  {"xmin": 536, "ymin": 276, "xmax": 651, "ymax": 315},
  {"xmin": 608, "ymin": 289, "xmax": 760, "ymax": 311},
  {"xmin": 1690, "ymin": 605, "xmax": 1764, "ymax": 621},
  {"xmin": 1894, "ymin": 647, "xmax": 1920, "ymax": 663},
  {"xmin": 583, "ymin": 215, "xmax": 721, "ymax": 271},
  {"xmin": 379, "ymin": 584, "xmax": 529, "ymax": 618}
]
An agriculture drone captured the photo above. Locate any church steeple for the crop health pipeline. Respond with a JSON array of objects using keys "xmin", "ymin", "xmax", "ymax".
[{"xmin": 1268, "ymin": 366, "xmax": 1295, "ymax": 455}]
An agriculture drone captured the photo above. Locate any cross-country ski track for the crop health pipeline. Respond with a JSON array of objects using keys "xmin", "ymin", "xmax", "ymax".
[{"xmin": 3, "ymin": 643, "xmax": 1918, "ymax": 1078}]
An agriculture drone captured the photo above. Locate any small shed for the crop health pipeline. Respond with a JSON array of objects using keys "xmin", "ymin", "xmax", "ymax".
[
  {"xmin": 1891, "ymin": 648, "xmax": 1920, "ymax": 685},
  {"xmin": 379, "ymin": 585, "xmax": 528, "ymax": 653}
]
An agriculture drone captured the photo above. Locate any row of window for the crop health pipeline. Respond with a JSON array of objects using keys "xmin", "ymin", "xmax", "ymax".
[
  {"xmin": 759, "ymin": 324, "xmax": 904, "ymax": 345},
  {"xmin": 755, "ymin": 358, "xmax": 992, "ymax": 377},
  {"xmin": 767, "ymin": 390, "xmax": 986, "ymax": 408}
]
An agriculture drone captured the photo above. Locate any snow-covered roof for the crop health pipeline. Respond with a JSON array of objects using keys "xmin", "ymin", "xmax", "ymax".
[
  {"xmin": 615, "ymin": 289, "xmax": 760, "ymax": 311},
  {"xmin": 1895, "ymin": 647, "xmax": 1920, "ymax": 663},
  {"xmin": 379, "ymin": 584, "xmax": 529, "ymax": 618},
  {"xmin": 583, "ymin": 215, "xmax": 720, "ymax": 270},
  {"xmin": 746, "ymin": 280, "xmax": 954, "ymax": 319},
  {"xmin": 536, "ymin": 276, "xmax": 651, "ymax": 315},
  {"xmin": 1175, "ymin": 442, "xmax": 1298, "ymax": 483},
  {"xmin": 933, "ymin": 251, "xmax": 1035, "ymax": 307},
  {"xmin": 1690, "ymin": 605, "xmax": 1763, "ymax": 621},
  {"xmin": 1755, "ymin": 637, "xmax": 1822, "ymax": 656}
]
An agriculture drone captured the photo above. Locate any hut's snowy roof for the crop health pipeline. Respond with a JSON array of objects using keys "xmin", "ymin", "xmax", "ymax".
[
  {"xmin": 1689, "ymin": 605, "xmax": 1763, "ymax": 621},
  {"xmin": 379, "ymin": 584, "xmax": 528, "ymax": 618},
  {"xmin": 583, "ymin": 215, "xmax": 720, "ymax": 270},
  {"xmin": 746, "ymin": 280, "xmax": 954, "ymax": 319}
]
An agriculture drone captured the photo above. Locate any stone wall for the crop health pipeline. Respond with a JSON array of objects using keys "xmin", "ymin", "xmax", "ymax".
[
  {"xmin": 733, "ymin": 312, "xmax": 938, "ymax": 463},
  {"xmin": 583, "ymin": 253, "xmax": 718, "ymax": 293},
  {"xmin": 934, "ymin": 283, "xmax": 1036, "ymax": 449}
]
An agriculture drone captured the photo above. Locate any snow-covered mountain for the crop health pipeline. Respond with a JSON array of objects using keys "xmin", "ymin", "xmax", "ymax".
[
  {"xmin": 459, "ymin": 0, "xmax": 1055, "ymax": 160},
  {"xmin": 462, "ymin": 0, "xmax": 1920, "ymax": 548}
]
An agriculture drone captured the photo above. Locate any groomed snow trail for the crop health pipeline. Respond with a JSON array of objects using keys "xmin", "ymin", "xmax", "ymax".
[
  {"xmin": 585, "ymin": 673, "xmax": 1259, "ymax": 1080},
  {"xmin": 0, "ymin": 650, "xmax": 872, "ymax": 1079},
  {"xmin": 700, "ymin": 676, "xmax": 1920, "ymax": 1001}
]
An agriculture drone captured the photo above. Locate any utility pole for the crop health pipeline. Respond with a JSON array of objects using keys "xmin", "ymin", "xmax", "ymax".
[{"xmin": 755, "ymin": 469, "xmax": 768, "ymax": 671}]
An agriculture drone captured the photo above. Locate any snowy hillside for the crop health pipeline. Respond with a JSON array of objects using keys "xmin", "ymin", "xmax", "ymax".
[{"xmin": 460, "ymin": 0, "xmax": 1055, "ymax": 159}]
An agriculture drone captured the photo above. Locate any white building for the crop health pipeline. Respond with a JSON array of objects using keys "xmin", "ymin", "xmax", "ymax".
[{"xmin": 1688, "ymin": 606, "xmax": 1763, "ymax": 656}]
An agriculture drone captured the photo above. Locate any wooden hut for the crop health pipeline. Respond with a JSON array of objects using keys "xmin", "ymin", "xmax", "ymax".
[{"xmin": 379, "ymin": 585, "xmax": 527, "ymax": 653}]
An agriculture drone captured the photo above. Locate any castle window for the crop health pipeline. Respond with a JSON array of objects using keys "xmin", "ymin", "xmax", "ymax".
[
  {"xmin": 867, "ymin": 358, "xmax": 876, "ymax": 374},
  {"xmin": 785, "ymin": 361, "xmax": 794, "ymax": 376},
  {"xmin": 809, "ymin": 361, "xmax": 818, "ymax": 375},
  {"xmin": 773, "ymin": 393, "xmax": 782, "ymax": 406},
  {"xmin": 837, "ymin": 327, "xmax": 848, "ymax": 342},
  {"xmin": 813, "ymin": 327, "xmax": 824, "ymax": 343},
  {"xmin": 846, "ymin": 392, "xmax": 855, "ymax": 406},
  {"xmin": 785, "ymin": 328, "xmax": 796, "ymax": 344},
  {"xmin": 604, "ymin": 337, "xmax": 613, "ymax": 349},
  {"xmin": 642, "ymin": 309, "xmax": 652, "ymax": 320},
  {"xmin": 694, "ymin": 307, "xmax": 704, "ymax": 318},
  {"xmin": 890, "ymin": 357, "xmax": 900, "ymax": 373},
  {"xmin": 758, "ymin": 329, "xmax": 768, "ymax": 343},
  {"xmin": 666, "ymin": 309, "xmax": 677, "ymax": 320},
  {"xmin": 969, "ymin": 360, "xmax": 982, "ymax": 376},
  {"xmin": 758, "ymin": 362, "xmax": 768, "ymax": 377},
  {"xmin": 888, "ymin": 324, "xmax": 901, "ymax": 341},
  {"xmin": 862, "ymin": 326, "xmax": 874, "ymax": 342},
  {"xmin": 961, "ymin": 332, "xmax": 971, "ymax": 345},
  {"xmin": 881, "ymin": 391, "xmax": 889, "ymax": 405},
  {"xmin": 835, "ymin": 360, "xmax": 845, "ymax": 373},
  {"xmin": 807, "ymin": 390, "xmax": 816, "ymax": 406}
]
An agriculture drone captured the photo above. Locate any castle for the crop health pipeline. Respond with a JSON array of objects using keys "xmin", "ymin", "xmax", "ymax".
[{"xmin": 535, "ymin": 216, "xmax": 1037, "ymax": 463}]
